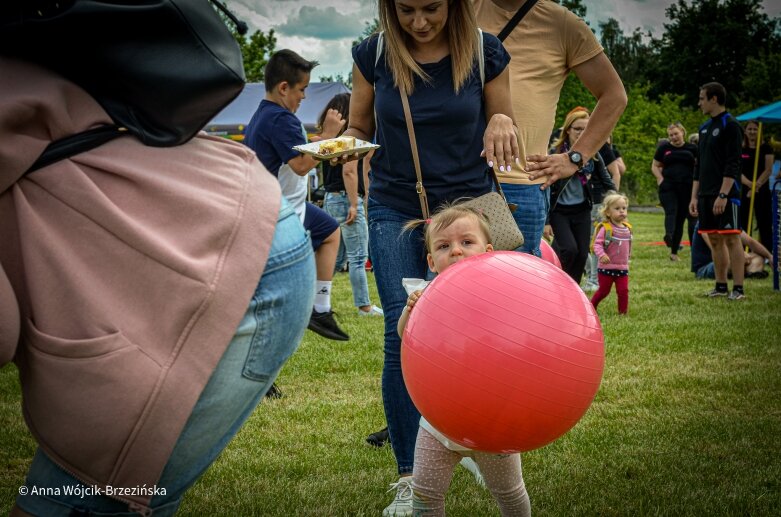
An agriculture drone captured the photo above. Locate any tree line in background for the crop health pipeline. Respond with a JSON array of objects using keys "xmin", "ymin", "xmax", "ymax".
[{"xmin": 226, "ymin": 0, "xmax": 781, "ymax": 204}]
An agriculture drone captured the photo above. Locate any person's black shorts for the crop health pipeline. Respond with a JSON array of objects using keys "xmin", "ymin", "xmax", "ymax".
[
  {"xmin": 697, "ymin": 195, "xmax": 741, "ymax": 234},
  {"xmin": 304, "ymin": 201, "xmax": 339, "ymax": 250}
]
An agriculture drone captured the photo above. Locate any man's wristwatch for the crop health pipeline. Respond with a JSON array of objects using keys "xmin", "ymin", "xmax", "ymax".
[
  {"xmin": 567, "ymin": 150, "xmax": 584, "ymax": 169},
  {"xmin": 718, "ymin": 192, "xmax": 728, "ymax": 199}
]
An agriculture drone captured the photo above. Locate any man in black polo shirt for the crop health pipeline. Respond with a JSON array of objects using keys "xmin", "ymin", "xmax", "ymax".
[{"xmin": 688, "ymin": 82, "xmax": 745, "ymax": 299}]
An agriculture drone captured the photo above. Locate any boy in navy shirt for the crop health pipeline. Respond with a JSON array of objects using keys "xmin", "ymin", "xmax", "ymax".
[{"xmin": 245, "ymin": 49, "xmax": 349, "ymax": 341}]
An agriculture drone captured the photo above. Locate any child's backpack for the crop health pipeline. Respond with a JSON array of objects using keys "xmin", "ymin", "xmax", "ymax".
[{"xmin": 590, "ymin": 221, "xmax": 633, "ymax": 253}]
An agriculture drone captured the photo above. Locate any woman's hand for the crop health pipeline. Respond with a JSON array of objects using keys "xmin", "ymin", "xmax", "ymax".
[
  {"xmin": 543, "ymin": 224, "xmax": 554, "ymax": 240},
  {"xmin": 689, "ymin": 198, "xmax": 698, "ymax": 218},
  {"xmin": 481, "ymin": 114, "xmax": 519, "ymax": 172}
]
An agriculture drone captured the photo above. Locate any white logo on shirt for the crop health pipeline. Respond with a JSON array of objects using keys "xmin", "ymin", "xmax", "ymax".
[{"xmin": 713, "ymin": 128, "xmax": 720, "ymax": 137}]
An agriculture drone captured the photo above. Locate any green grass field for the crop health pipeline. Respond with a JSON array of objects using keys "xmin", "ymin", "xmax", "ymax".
[{"xmin": 1, "ymin": 211, "xmax": 780, "ymax": 516}]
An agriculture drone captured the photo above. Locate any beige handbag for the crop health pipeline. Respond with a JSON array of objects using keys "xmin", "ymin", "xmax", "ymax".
[{"xmin": 399, "ymin": 92, "xmax": 524, "ymax": 251}]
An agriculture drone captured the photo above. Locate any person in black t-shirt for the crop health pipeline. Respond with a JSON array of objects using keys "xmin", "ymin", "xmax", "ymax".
[
  {"xmin": 739, "ymin": 120, "xmax": 775, "ymax": 251},
  {"xmin": 652, "ymin": 121, "xmax": 698, "ymax": 261},
  {"xmin": 689, "ymin": 82, "xmax": 745, "ymax": 299}
]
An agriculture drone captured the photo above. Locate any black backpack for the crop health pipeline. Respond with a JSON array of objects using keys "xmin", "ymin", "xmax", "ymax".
[{"xmin": 1, "ymin": 0, "xmax": 248, "ymax": 173}]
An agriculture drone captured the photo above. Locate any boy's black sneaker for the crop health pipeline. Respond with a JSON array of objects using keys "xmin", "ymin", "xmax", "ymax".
[
  {"xmin": 308, "ymin": 309, "xmax": 349, "ymax": 341},
  {"xmin": 366, "ymin": 427, "xmax": 389, "ymax": 448},
  {"xmin": 265, "ymin": 382, "xmax": 283, "ymax": 399}
]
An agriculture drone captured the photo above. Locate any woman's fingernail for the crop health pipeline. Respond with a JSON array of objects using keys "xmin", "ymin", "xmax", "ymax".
[
  {"xmin": 499, "ymin": 165, "xmax": 505, "ymax": 172},
  {"xmin": 488, "ymin": 161, "xmax": 494, "ymax": 168}
]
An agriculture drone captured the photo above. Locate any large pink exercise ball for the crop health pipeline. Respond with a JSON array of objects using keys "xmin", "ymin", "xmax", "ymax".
[
  {"xmin": 539, "ymin": 238, "xmax": 561, "ymax": 268},
  {"xmin": 401, "ymin": 251, "xmax": 604, "ymax": 453}
]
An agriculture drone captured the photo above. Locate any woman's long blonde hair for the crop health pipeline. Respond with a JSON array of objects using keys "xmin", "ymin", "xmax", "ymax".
[
  {"xmin": 552, "ymin": 109, "xmax": 590, "ymax": 153},
  {"xmin": 378, "ymin": 0, "xmax": 479, "ymax": 96}
]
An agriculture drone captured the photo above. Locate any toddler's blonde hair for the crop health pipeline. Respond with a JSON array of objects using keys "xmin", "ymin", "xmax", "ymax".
[
  {"xmin": 403, "ymin": 201, "xmax": 492, "ymax": 253},
  {"xmin": 598, "ymin": 191, "xmax": 629, "ymax": 222}
]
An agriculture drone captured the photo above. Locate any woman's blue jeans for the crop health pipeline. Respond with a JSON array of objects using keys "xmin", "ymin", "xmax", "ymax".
[
  {"xmin": 367, "ymin": 198, "xmax": 428, "ymax": 475},
  {"xmin": 324, "ymin": 192, "xmax": 371, "ymax": 307},
  {"xmin": 16, "ymin": 197, "xmax": 315, "ymax": 516},
  {"xmin": 501, "ymin": 183, "xmax": 550, "ymax": 257}
]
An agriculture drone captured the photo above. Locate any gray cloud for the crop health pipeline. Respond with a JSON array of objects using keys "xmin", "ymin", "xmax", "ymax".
[{"xmin": 276, "ymin": 6, "xmax": 360, "ymax": 39}]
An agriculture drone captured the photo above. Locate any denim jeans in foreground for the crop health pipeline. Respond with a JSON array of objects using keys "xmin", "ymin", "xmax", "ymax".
[
  {"xmin": 324, "ymin": 192, "xmax": 371, "ymax": 307},
  {"xmin": 368, "ymin": 198, "xmax": 429, "ymax": 475},
  {"xmin": 500, "ymin": 183, "xmax": 550, "ymax": 256},
  {"xmin": 17, "ymin": 198, "xmax": 315, "ymax": 517}
]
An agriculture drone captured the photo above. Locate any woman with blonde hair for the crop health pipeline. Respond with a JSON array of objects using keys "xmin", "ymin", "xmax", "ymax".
[
  {"xmin": 341, "ymin": 0, "xmax": 517, "ymax": 513},
  {"xmin": 651, "ymin": 121, "xmax": 698, "ymax": 261},
  {"xmin": 546, "ymin": 109, "xmax": 614, "ymax": 284}
]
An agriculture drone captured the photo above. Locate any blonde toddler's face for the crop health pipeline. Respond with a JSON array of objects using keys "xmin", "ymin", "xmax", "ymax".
[
  {"xmin": 427, "ymin": 216, "xmax": 493, "ymax": 274},
  {"xmin": 608, "ymin": 199, "xmax": 628, "ymax": 224}
]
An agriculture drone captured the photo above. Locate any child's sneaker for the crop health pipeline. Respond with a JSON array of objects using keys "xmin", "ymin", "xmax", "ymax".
[
  {"xmin": 383, "ymin": 477, "xmax": 413, "ymax": 517},
  {"xmin": 308, "ymin": 309, "xmax": 349, "ymax": 341},
  {"xmin": 264, "ymin": 382, "xmax": 283, "ymax": 399},
  {"xmin": 728, "ymin": 291, "xmax": 745, "ymax": 301},
  {"xmin": 358, "ymin": 305, "xmax": 384, "ymax": 317},
  {"xmin": 583, "ymin": 282, "xmax": 599, "ymax": 292}
]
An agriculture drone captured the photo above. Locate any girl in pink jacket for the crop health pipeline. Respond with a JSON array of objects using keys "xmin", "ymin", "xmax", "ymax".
[{"xmin": 590, "ymin": 192, "xmax": 633, "ymax": 314}]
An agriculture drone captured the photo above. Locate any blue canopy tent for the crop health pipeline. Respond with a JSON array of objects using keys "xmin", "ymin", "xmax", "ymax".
[
  {"xmin": 205, "ymin": 82, "xmax": 350, "ymax": 140},
  {"xmin": 737, "ymin": 99, "xmax": 781, "ymax": 122},
  {"xmin": 737, "ymin": 100, "xmax": 781, "ymax": 290}
]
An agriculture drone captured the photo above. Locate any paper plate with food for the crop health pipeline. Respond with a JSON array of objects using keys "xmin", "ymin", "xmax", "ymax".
[{"xmin": 294, "ymin": 136, "xmax": 379, "ymax": 160}]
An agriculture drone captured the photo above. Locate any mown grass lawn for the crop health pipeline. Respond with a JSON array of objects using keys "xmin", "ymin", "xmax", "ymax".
[{"xmin": 1, "ymin": 210, "xmax": 780, "ymax": 516}]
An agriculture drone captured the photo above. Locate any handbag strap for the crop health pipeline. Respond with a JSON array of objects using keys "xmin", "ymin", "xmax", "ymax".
[
  {"xmin": 400, "ymin": 91, "xmax": 516, "ymax": 216},
  {"xmin": 400, "ymin": 91, "xmax": 430, "ymax": 219},
  {"xmin": 497, "ymin": 0, "xmax": 539, "ymax": 41}
]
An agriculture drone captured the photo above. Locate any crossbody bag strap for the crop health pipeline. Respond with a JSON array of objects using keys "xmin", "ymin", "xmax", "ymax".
[
  {"xmin": 24, "ymin": 125, "xmax": 128, "ymax": 175},
  {"xmin": 399, "ymin": 90, "xmax": 430, "ymax": 220},
  {"xmin": 497, "ymin": 0, "xmax": 539, "ymax": 41},
  {"xmin": 488, "ymin": 168, "xmax": 517, "ymax": 211}
]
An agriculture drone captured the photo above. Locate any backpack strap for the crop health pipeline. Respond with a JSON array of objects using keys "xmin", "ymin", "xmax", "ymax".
[
  {"xmin": 477, "ymin": 29, "xmax": 484, "ymax": 89},
  {"xmin": 590, "ymin": 221, "xmax": 613, "ymax": 253},
  {"xmin": 24, "ymin": 125, "xmax": 128, "ymax": 175},
  {"xmin": 375, "ymin": 31, "xmax": 384, "ymax": 67},
  {"xmin": 496, "ymin": 0, "xmax": 539, "ymax": 41}
]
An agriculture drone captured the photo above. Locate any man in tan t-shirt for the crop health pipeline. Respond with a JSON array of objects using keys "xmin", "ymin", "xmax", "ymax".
[{"xmin": 474, "ymin": 0, "xmax": 627, "ymax": 255}]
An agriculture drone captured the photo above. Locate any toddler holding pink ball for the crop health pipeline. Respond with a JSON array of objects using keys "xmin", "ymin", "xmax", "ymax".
[{"xmin": 398, "ymin": 203, "xmax": 531, "ymax": 517}]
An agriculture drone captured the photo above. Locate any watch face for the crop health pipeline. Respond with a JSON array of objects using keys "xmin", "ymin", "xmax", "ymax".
[{"xmin": 569, "ymin": 151, "xmax": 583, "ymax": 166}]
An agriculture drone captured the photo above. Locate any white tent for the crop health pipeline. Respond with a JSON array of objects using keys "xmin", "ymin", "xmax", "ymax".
[{"xmin": 205, "ymin": 82, "xmax": 350, "ymax": 139}]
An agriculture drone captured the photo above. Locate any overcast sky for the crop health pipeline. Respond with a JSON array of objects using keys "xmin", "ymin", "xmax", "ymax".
[{"xmin": 226, "ymin": 0, "xmax": 781, "ymax": 80}]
